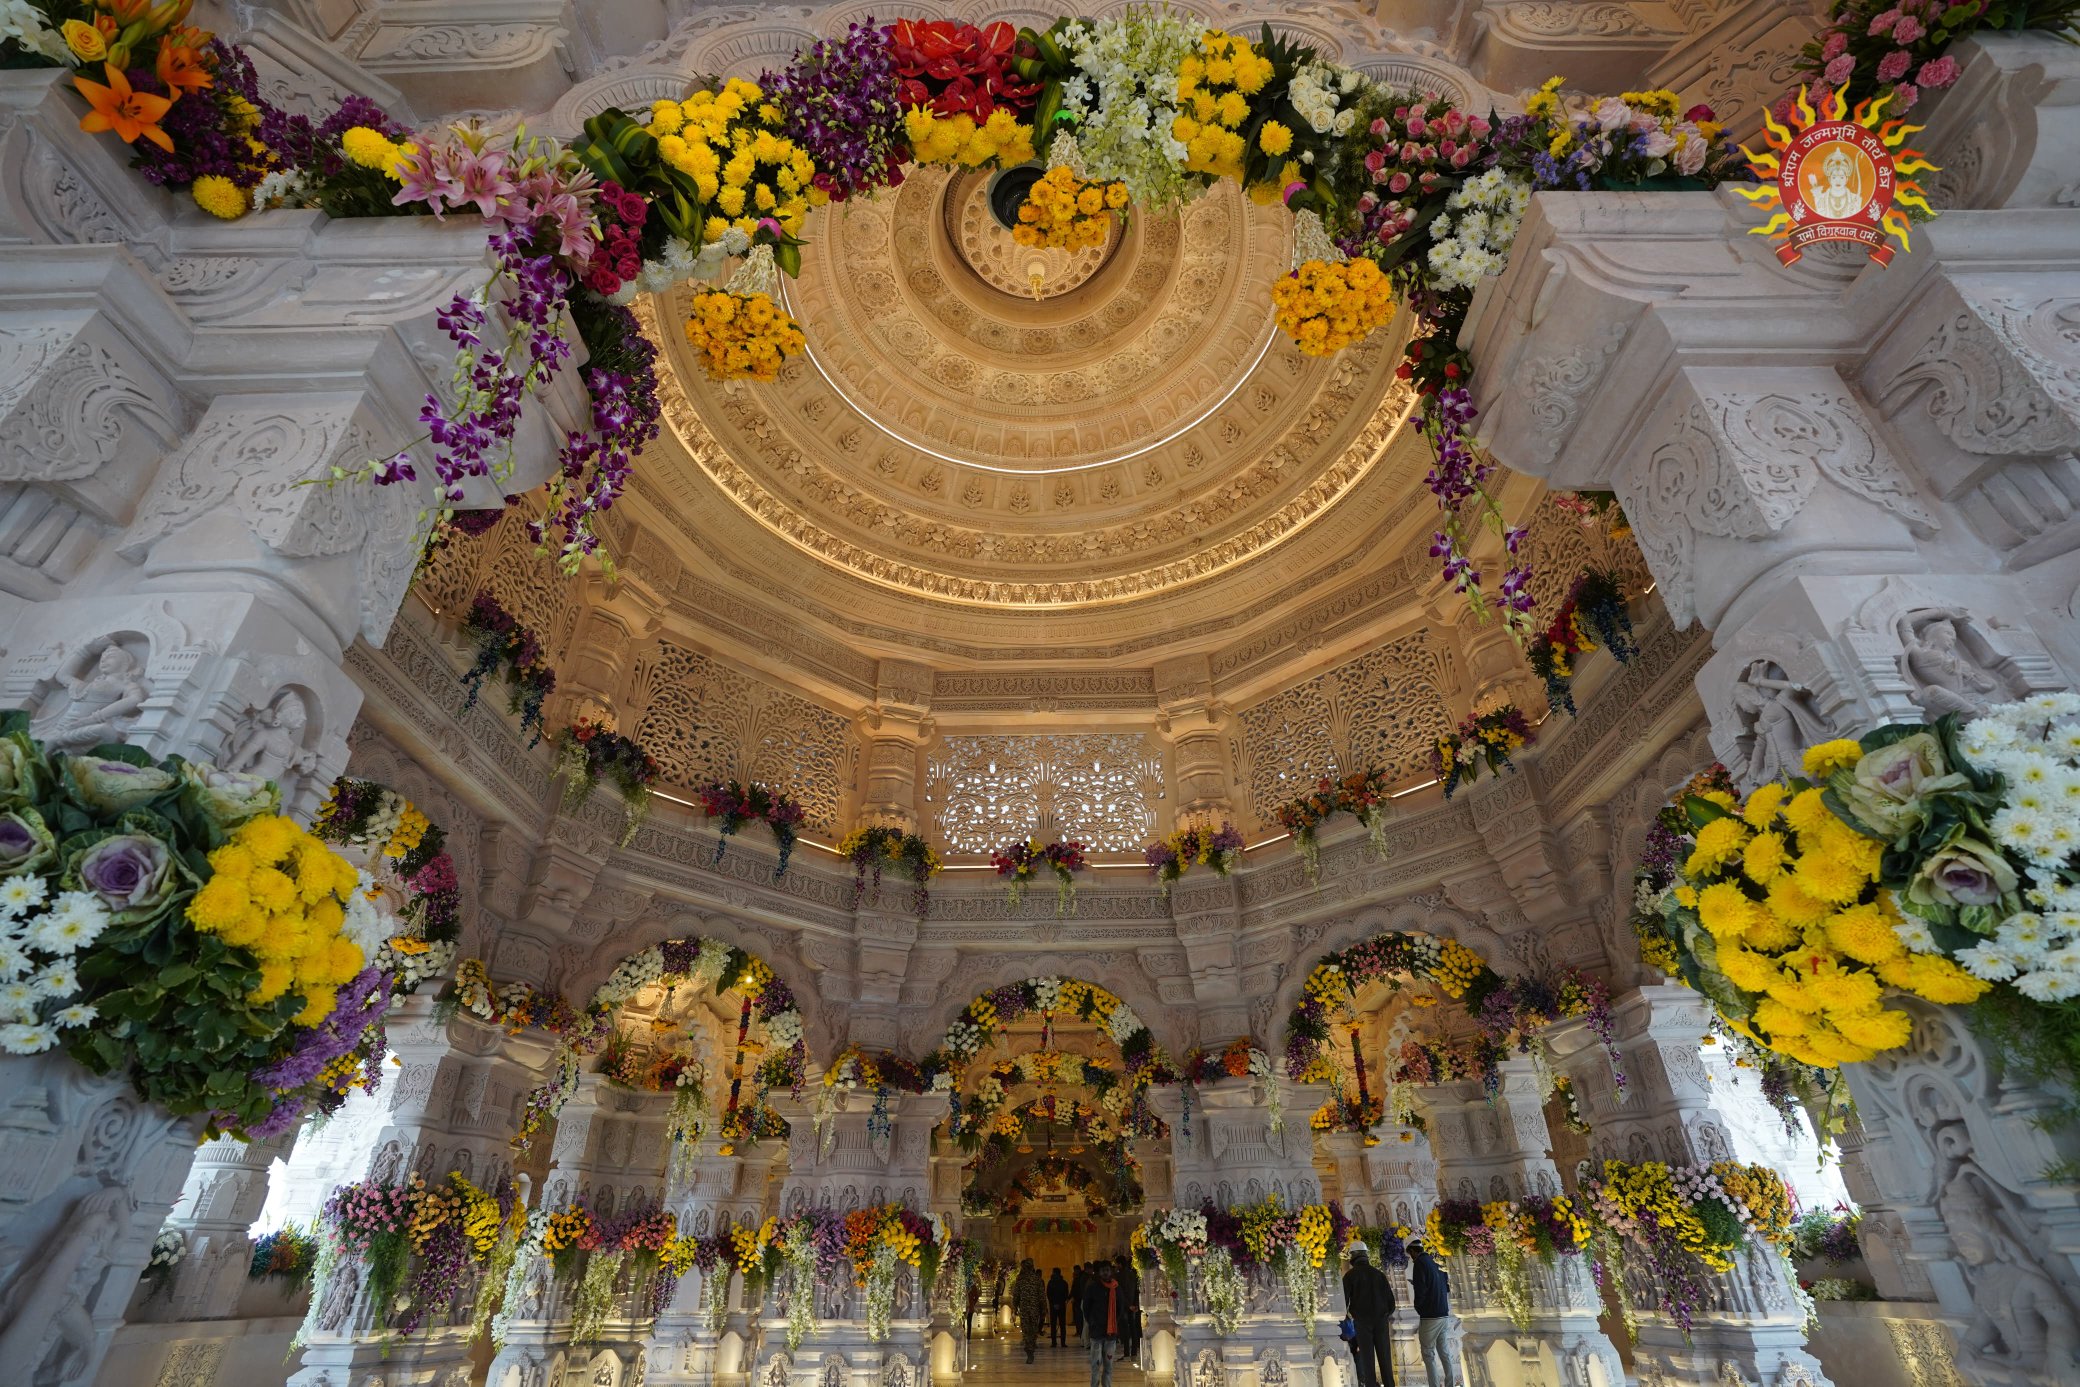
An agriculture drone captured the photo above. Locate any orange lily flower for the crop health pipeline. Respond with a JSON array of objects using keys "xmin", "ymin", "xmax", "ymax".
[
  {"xmin": 156, "ymin": 43, "xmax": 213, "ymax": 96},
  {"xmin": 74, "ymin": 63, "xmax": 174, "ymax": 152}
]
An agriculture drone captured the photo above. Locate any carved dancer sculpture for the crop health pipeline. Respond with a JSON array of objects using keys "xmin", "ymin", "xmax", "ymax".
[{"xmin": 33, "ymin": 644, "xmax": 149, "ymax": 752}]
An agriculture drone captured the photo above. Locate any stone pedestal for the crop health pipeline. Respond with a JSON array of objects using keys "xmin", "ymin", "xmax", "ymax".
[{"xmin": 1549, "ymin": 988, "xmax": 1829, "ymax": 1387}]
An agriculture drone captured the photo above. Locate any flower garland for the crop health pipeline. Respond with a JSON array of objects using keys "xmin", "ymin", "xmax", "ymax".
[
  {"xmin": 1177, "ymin": 1038, "xmax": 1282, "ymax": 1133},
  {"xmin": 1137, "ymin": 1197, "xmax": 1350, "ymax": 1337},
  {"xmin": 1275, "ymin": 769, "xmax": 1394, "ymax": 881},
  {"xmin": 0, "ymin": 713, "xmax": 390, "ymax": 1139},
  {"xmin": 553, "ymin": 717, "xmax": 659, "ymax": 843},
  {"xmin": 314, "ymin": 776, "xmax": 463, "ymax": 993},
  {"xmin": 303, "ymin": 1171, "xmax": 512, "ymax": 1340},
  {"xmin": 991, "ymin": 838, "xmax": 1089, "ymax": 914},
  {"xmin": 1284, "ymin": 931, "xmax": 1501, "ymax": 1085},
  {"xmin": 1526, "ymin": 571, "xmax": 1637, "ymax": 717},
  {"xmin": 697, "ymin": 780, "xmax": 806, "ymax": 877},
  {"xmin": 953, "ymin": 1049, "xmax": 1164, "ymax": 1155},
  {"xmin": 458, "ymin": 592, "xmax": 557, "ymax": 745},
  {"xmin": 1144, "ymin": 822, "xmax": 1245, "ymax": 891},
  {"xmin": 1425, "ymin": 1195, "xmax": 1591, "ymax": 1331},
  {"xmin": 820, "ymin": 1044, "xmax": 940, "ymax": 1151},
  {"xmin": 937, "ymin": 975, "xmax": 1164, "ymax": 1075},
  {"xmin": 1433, "ymin": 706, "xmax": 1534, "ymax": 799},
  {"xmin": 837, "ymin": 825, "xmax": 942, "ymax": 915},
  {"xmin": 1578, "ymin": 1158, "xmax": 1794, "ymax": 1334}
]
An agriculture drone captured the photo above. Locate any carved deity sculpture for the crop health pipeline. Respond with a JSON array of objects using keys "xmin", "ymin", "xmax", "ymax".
[
  {"xmin": 1936, "ymin": 1160, "xmax": 2080, "ymax": 1380},
  {"xmin": 33, "ymin": 644, "xmax": 149, "ymax": 752},
  {"xmin": 1896, "ymin": 610, "xmax": 2018, "ymax": 720},
  {"xmin": 224, "ymin": 691, "xmax": 315, "ymax": 780},
  {"xmin": 1727, "ymin": 659, "xmax": 1832, "ymax": 785},
  {"xmin": 0, "ymin": 1182, "xmax": 130, "ymax": 1384}
]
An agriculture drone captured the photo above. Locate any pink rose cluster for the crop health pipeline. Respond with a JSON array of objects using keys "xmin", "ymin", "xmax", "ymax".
[{"xmin": 1804, "ymin": 0, "xmax": 1978, "ymax": 113}]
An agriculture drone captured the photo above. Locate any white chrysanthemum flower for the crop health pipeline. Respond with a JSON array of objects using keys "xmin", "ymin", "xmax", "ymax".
[
  {"xmin": 52, "ymin": 1002, "xmax": 96, "ymax": 1029},
  {"xmin": 2016, "ymin": 969, "xmax": 2080, "ymax": 1002},
  {"xmin": 1957, "ymin": 941, "xmax": 2021, "ymax": 981},
  {"xmin": 0, "ymin": 979, "xmax": 38, "ymax": 1020},
  {"xmin": 31, "ymin": 962, "xmax": 77, "ymax": 1000},
  {"xmin": 0, "ymin": 1022, "xmax": 57, "ymax": 1055},
  {"xmin": 1995, "ymin": 915, "xmax": 2054, "ymax": 959},
  {"xmin": 1891, "ymin": 915, "xmax": 1942, "ymax": 954},
  {"xmin": 0, "ymin": 875, "xmax": 47, "ymax": 918}
]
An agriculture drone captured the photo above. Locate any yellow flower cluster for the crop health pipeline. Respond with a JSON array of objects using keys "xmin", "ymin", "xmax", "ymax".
[
  {"xmin": 647, "ymin": 82, "xmax": 822, "ymax": 242},
  {"xmin": 1600, "ymin": 1161, "xmax": 1737, "ymax": 1272},
  {"xmin": 1678, "ymin": 760, "xmax": 1988, "ymax": 1068},
  {"xmin": 1433, "ymin": 940, "xmax": 1487, "ymax": 998},
  {"xmin": 192, "ymin": 174, "xmax": 248, "ymax": 220},
  {"xmin": 1712, "ymin": 1162, "xmax": 1793, "ymax": 1251},
  {"xmin": 543, "ymin": 1207, "xmax": 592, "ymax": 1252},
  {"xmin": 662, "ymin": 1233, "xmax": 700, "ymax": 1276},
  {"xmin": 903, "ymin": 107, "xmax": 1036, "ymax": 167},
  {"xmin": 340, "ymin": 125, "xmax": 416, "ymax": 179},
  {"xmin": 684, "ymin": 290, "xmax": 806, "ymax": 382},
  {"xmin": 1272, "ymin": 259, "xmax": 1394, "ymax": 357},
  {"xmin": 186, "ymin": 815, "xmax": 366, "ymax": 1027},
  {"xmin": 1295, "ymin": 1203, "xmax": 1333, "ymax": 1269},
  {"xmin": 407, "ymin": 1174, "xmax": 459, "ymax": 1254},
  {"xmin": 384, "ymin": 804, "xmax": 429, "ymax": 859},
  {"xmin": 1303, "ymin": 962, "xmax": 1347, "ymax": 1005},
  {"xmin": 458, "ymin": 1174, "xmax": 503, "ymax": 1255},
  {"xmin": 730, "ymin": 1216, "xmax": 776, "ymax": 1270},
  {"xmin": 1172, "ymin": 30, "xmax": 1272, "ymax": 179},
  {"xmin": 1013, "ymin": 165, "xmax": 1127, "ymax": 252}
]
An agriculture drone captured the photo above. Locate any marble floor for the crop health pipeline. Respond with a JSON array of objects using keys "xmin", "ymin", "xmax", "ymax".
[{"xmin": 962, "ymin": 1322, "xmax": 1149, "ymax": 1387}]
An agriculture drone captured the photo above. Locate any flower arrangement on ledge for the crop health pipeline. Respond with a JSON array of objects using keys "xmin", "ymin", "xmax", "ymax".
[
  {"xmin": 696, "ymin": 780, "xmax": 806, "ymax": 877},
  {"xmin": 1527, "ymin": 570, "xmax": 1638, "ymax": 717},
  {"xmin": 459, "ymin": 592, "xmax": 557, "ymax": 745},
  {"xmin": 1178, "ymin": 1037, "xmax": 1281, "ymax": 1132},
  {"xmin": 1134, "ymin": 1196, "xmax": 1349, "ymax": 1338},
  {"xmin": 1144, "ymin": 822, "xmax": 1245, "ymax": 891},
  {"xmin": 992, "ymin": 837, "xmax": 1088, "ymax": 914},
  {"xmin": 1433, "ymin": 705, "xmax": 1534, "ymax": 799},
  {"xmin": 554, "ymin": 717, "xmax": 659, "ymax": 843},
  {"xmin": 0, "ymin": 712, "xmax": 394, "ymax": 1142},
  {"xmin": 315, "ymin": 775, "xmax": 462, "ymax": 993},
  {"xmin": 249, "ymin": 1224, "xmax": 320, "ymax": 1288},
  {"xmin": 820, "ymin": 1043, "xmax": 942, "ymax": 1150},
  {"xmin": 838, "ymin": 824, "xmax": 942, "ymax": 915},
  {"xmin": 1791, "ymin": 0, "xmax": 2067, "ymax": 113},
  {"xmin": 1426, "ymin": 1194, "xmax": 1592, "ymax": 1331},
  {"xmin": 298, "ymin": 1170, "xmax": 513, "ymax": 1346},
  {"xmin": 1579, "ymin": 1158, "xmax": 1793, "ymax": 1335},
  {"xmin": 1276, "ymin": 769, "xmax": 1394, "ymax": 881}
]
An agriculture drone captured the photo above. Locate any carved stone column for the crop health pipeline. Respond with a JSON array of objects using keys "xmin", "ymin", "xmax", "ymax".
[
  {"xmin": 290, "ymin": 995, "xmax": 556, "ymax": 1387},
  {"xmin": 1153, "ymin": 655, "xmax": 1237, "ymax": 829},
  {"xmin": 1421, "ymin": 1061, "xmax": 1624, "ymax": 1387},
  {"xmin": 1144, "ymin": 1077, "xmax": 1329, "ymax": 1387},
  {"xmin": 1461, "ymin": 32, "xmax": 2080, "ymax": 789},
  {"xmin": 1548, "ymin": 987, "xmax": 1829, "ymax": 1387},
  {"xmin": 648, "ymin": 1149, "xmax": 782, "ymax": 1387},
  {"xmin": 153, "ymin": 1131, "xmax": 299, "ymax": 1323},
  {"xmin": 860, "ymin": 660, "xmax": 935, "ymax": 834}
]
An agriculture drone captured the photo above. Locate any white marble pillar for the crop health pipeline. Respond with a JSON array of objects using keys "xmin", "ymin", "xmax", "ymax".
[
  {"xmin": 151, "ymin": 1131, "xmax": 300, "ymax": 1324},
  {"xmin": 1420, "ymin": 1062, "xmax": 1623, "ymax": 1387},
  {"xmin": 648, "ymin": 1149, "xmax": 781, "ymax": 1387}
]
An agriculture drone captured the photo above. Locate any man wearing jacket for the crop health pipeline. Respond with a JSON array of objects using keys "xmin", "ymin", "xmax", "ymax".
[
  {"xmin": 1047, "ymin": 1267, "xmax": 1071, "ymax": 1347},
  {"xmin": 1342, "ymin": 1245, "xmax": 1395, "ymax": 1387},
  {"xmin": 1079, "ymin": 1259, "xmax": 1127, "ymax": 1387},
  {"xmin": 1408, "ymin": 1240, "xmax": 1458, "ymax": 1387}
]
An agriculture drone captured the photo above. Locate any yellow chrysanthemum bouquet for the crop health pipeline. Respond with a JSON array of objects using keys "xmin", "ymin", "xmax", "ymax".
[
  {"xmin": 1271, "ymin": 257, "xmax": 1394, "ymax": 357},
  {"xmin": 684, "ymin": 288, "xmax": 806, "ymax": 383},
  {"xmin": 1014, "ymin": 164, "xmax": 1129, "ymax": 251},
  {"xmin": 1658, "ymin": 745, "xmax": 1988, "ymax": 1069}
]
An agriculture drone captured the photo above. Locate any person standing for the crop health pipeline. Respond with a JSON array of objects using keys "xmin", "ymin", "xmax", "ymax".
[
  {"xmin": 1342, "ymin": 1245, "xmax": 1396, "ymax": 1387},
  {"xmin": 1409, "ymin": 1241, "xmax": 1458, "ymax": 1387},
  {"xmin": 1080, "ymin": 1260, "xmax": 1125, "ymax": 1387},
  {"xmin": 1013, "ymin": 1258, "xmax": 1047, "ymax": 1363},
  {"xmin": 1047, "ymin": 1267, "xmax": 1071, "ymax": 1347},
  {"xmin": 1116, "ymin": 1254, "xmax": 1142, "ymax": 1360},
  {"xmin": 966, "ymin": 1273, "xmax": 982, "ymax": 1341},
  {"xmin": 1069, "ymin": 1262, "xmax": 1089, "ymax": 1339}
]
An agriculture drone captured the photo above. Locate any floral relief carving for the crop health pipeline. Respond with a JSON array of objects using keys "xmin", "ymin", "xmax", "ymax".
[
  {"xmin": 0, "ymin": 336, "xmax": 172, "ymax": 490},
  {"xmin": 1881, "ymin": 295, "xmax": 2080, "ymax": 458}
]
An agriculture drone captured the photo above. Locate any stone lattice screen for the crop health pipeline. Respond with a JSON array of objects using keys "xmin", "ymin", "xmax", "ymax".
[{"xmin": 924, "ymin": 733, "xmax": 1166, "ymax": 854}]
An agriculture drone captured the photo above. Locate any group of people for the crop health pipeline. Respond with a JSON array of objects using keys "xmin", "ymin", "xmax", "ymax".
[
  {"xmin": 1342, "ymin": 1241, "xmax": 1458, "ymax": 1387},
  {"xmin": 1004, "ymin": 1256, "xmax": 1143, "ymax": 1383}
]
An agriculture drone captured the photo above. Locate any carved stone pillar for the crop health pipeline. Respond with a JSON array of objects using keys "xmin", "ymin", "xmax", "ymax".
[
  {"xmin": 290, "ymin": 995, "xmax": 555, "ymax": 1387},
  {"xmin": 1172, "ymin": 902, "xmax": 1250, "ymax": 1043},
  {"xmin": 1153, "ymin": 655, "xmax": 1237, "ymax": 829},
  {"xmin": 1462, "ymin": 33, "xmax": 2080, "ymax": 789},
  {"xmin": 559, "ymin": 567, "xmax": 669, "ymax": 724},
  {"xmin": 860, "ymin": 660, "xmax": 935, "ymax": 834},
  {"xmin": 648, "ymin": 1150, "xmax": 782, "ymax": 1387},
  {"xmin": 755, "ymin": 1090, "xmax": 939, "ymax": 1387},
  {"xmin": 1144, "ymin": 1077, "xmax": 1330, "ymax": 1387},
  {"xmin": 153, "ymin": 1131, "xmax": 299, "ymax": 1323},
  {"xmin": 1547, "ymin": 987, "xmax": 1829, "ymax": 1387},
  {"xmin": 1421, "ymin": 1061, "xmax": 1624, "ymax": 1387}
]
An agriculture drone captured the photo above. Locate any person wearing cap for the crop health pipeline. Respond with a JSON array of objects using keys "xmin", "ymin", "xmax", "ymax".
[
  {"xmin": 1079, "ymin": 1259, "xmax": 1126, "ymax": 1387},
  {"xmin": 1409, "ymin": 1240, "xmax": 1458, "ymax": 1387},
  {"xmin": 1342, "ymin": 1244, "xmax": 1396, "ymax": 1387}
]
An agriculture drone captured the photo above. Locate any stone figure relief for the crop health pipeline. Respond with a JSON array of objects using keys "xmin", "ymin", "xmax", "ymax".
[
  {"xmin": 32, "ymin": 640, "xmax": 149, "ymax": 752},
  {"xmin": 224, "ymin": 688, "xmax": 318, "ymax": 783},
  {"xmin": 1932, "ymin": 1141, "xmax": 2080, "ymax": 1379},
  {"xmin": 1727, "ymin": 659, "xmax": 1832, "ymax": 786},
  {"xmin": 1894, "ymin": 610, "xmax": 2025, "ymax": 720},
  {"xmin": 319, "ymin": 1258, "xmax": 363, "ymax": 1332},
  {"xmin": 0, "ymin": 1181, "xmax": 130, "ymax": 1384}
]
